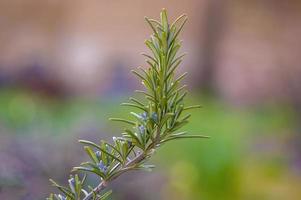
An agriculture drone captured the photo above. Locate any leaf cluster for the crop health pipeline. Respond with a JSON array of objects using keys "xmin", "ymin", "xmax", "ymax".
[{"xmin": 47, "ymin": 9, "xmax": 208, "ymax": 200}]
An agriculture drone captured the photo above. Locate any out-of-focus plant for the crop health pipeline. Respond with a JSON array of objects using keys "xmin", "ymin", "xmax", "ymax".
[{"xmin": 47, "ymin": 9, "xmax": 208, "ymax": 200}]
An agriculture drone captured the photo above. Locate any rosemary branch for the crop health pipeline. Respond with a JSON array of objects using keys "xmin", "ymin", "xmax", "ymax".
[{"xmin": 47, "ymin": 9, "xmax": 208, "ymax": 200}]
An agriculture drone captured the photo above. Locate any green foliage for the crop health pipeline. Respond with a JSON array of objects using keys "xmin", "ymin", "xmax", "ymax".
[{"xmin": 47, "ymin": 9, "xmax": 208, "ymax": 200}]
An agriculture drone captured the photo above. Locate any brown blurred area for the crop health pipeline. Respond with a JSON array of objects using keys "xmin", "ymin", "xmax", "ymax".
[
  {"xmin": 1, "ymin": 1, "xmax": 301, "ymax": 200},
  {"xmin": 0, "ymin": 0, "xmax": 300, "ymax": 103}
]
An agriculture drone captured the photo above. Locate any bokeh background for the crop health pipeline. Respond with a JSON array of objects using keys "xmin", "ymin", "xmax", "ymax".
[{"xmin": 1, "ymin": 0, "xmax": 301, "ymax": 199}]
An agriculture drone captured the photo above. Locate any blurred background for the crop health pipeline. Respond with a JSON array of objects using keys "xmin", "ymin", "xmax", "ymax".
[{"xmin": 0, "ymin": 0, "xmax": 301, "ymax": 199}]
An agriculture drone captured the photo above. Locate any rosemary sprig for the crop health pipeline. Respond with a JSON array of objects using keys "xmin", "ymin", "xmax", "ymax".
[{"xmin": 47, "ymin": 9, "xmax": 209, "ymax": 200}]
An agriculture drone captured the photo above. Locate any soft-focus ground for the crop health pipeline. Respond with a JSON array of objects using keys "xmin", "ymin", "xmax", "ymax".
[{"xmin": 0, "ymin": 89, "xmax": 300, "ymax": 200}]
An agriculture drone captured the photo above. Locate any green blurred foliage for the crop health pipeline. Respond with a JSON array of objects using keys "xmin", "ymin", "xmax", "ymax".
[{"xmin": 0, "ymin": 90, "xmax": 299, "ymax": 200}]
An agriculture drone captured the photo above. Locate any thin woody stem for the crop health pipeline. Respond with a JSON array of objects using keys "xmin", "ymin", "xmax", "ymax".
[{"xmin": 82, "ymin": 142, "xmax": 156, "ymax": 200}]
